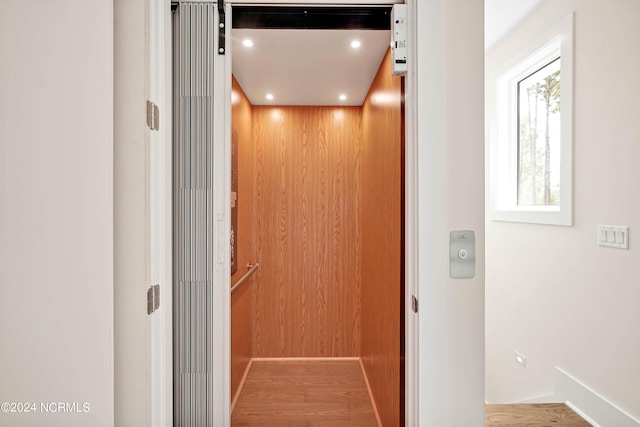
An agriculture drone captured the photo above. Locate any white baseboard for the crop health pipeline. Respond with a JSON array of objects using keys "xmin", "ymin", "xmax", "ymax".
[
  {"xmin": 553, "ymin": 367, "xmax": 640, "ymax": 427},
  {"xmin": 516, "ymin": 394, "xmax": 558, "ymax": 404}
]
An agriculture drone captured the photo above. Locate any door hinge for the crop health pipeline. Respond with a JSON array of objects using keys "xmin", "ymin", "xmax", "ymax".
[
  {"xmin": 217, "ymin": 0, "xmax": 226, "ymax": 55},
  {"xmin": 216, "ymin": 213, "xmax": 224, "ymax": 270},
  {"xmin": 147, "ymin": 284, "xmax": 160, "ymax": 315},
  {"xmin": 146, "ymin": 100, "xmax": 160, "ymax": 131},
  {"xmin": 411, "ymin": 295, "xmax": 418, "ymax": 314}
]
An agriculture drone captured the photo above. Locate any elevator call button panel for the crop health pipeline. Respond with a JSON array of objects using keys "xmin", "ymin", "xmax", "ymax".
[{"xmin": 449, "ymin": 230, "xmax": 475, "ymax": 279}]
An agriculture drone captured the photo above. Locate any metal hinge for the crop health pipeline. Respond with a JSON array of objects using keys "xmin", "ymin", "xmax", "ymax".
[
  {"xmin": 146, "ymin": 100, "xmax": 160, "ymax": 131},
  {"xmin": 411, "ymin": 295, "xmax": 418, "ymax": 313},
  {"xmin": 218, "ymin": 0, "xmax": 226, "ymax": 55},
  {"xmin": 147, "ymin": 284, "xmax": 160, "ymax": 315}
]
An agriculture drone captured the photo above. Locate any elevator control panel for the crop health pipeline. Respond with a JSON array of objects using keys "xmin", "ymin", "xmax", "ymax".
[
  {"xmin": 391, "ymin": 4, "xmax": 408, "ymax": 76},
  {"xmin": 450, "ymin": 230, "xmax": 475, "ymax": 279}
]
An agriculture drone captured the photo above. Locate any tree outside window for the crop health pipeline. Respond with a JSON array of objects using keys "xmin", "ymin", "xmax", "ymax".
[{"xmin": 517, "ymin": 58, "xmax": 561, "ymax": 207}]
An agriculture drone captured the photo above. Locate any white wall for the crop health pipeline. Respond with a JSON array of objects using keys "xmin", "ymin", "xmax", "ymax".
[
  {"xmin": 0, "ymin": 1, "xmax": 114, "ymax": 426},
  {"xmin": 486, "ymin": 0, "xmax": 640, "ymax": 420},
  {"xmin": 416, "ymin": 0, "xmax": 486, "ymax": 425}
]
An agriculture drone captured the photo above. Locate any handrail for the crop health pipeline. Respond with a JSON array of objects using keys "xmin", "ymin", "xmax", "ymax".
[{"xmin": 230, "ymin": 262, "xmax": 260, "ymax": 294}]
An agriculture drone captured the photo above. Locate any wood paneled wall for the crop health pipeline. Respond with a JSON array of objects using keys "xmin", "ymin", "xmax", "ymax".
[
  {"xmin": 231, "ymin": 77, "xmax": 254, "ymax": 398},
  {"xmin": 251, "ymin": 106, "xmax": 362, "ymax": 357},
  {"xmin": 360, "ymin": 49, "xmax": 403, "ymax": 427},
  {"xmin": 231, "ymin": 49, "xmax": 402, "ymax": 422}
]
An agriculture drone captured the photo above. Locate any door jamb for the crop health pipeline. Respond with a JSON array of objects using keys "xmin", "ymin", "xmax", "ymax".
[
  {"xmin": 152, "ymin": 1, "xmax": 418, "ymax": 425},
  {"xmin": 148, "ymin": 0, "xmax": 173, "ymax": 426}
]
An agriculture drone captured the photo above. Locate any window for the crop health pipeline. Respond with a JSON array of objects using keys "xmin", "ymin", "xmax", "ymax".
[{"xmin": 490, "ymin": 14, "xmax": 573, "ymax": 225}]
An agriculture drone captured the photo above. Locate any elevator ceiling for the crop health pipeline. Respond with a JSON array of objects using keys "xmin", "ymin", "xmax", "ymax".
[{"xmin": 232, "ymin": 28, "xmax": 390, "ymax": 106}]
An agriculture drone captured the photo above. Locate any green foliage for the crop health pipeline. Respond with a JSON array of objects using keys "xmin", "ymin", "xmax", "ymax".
[{"xmin": 517, "ymin": 66, "xmax": 561, "ymax": 206}]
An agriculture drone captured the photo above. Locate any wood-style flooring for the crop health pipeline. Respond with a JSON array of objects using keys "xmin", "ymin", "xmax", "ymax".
[
  {"xmin": 486, "ymin": 403, "xmax": 592, "ymax": 426},
  {"xmin": 232, "ymin": 360, "xmax": 591, "ymax": 427},
  {"xmin": 231, "ymin": 359, "xmax": 378, "ymax": 427}
]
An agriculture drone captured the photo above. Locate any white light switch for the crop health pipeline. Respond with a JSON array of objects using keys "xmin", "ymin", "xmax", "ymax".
[{"xmin": 598, "ymin": 225, "xmax": 629, "ymax": 249}]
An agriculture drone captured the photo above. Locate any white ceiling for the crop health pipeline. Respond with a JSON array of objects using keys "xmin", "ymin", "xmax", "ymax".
[
  {"xmin": 485, "ymin": 0, "xmax": 544, "ymax": 50},
  {"xmin": 231, "ymin": 2, "xmax": 543, "ymax": 106},
  {"xmin": 232, "ymin": 28, "xmax": 390, "ymax": 106}
]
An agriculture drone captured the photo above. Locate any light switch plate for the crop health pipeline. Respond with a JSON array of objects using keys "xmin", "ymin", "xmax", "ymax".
[
  {"xmin": 598, "ymin": 225, "xmax": 629, "ymax": 249},
  {"xmin": 450, "ymin": 230, "xmax": 475, "ymax": 279}
]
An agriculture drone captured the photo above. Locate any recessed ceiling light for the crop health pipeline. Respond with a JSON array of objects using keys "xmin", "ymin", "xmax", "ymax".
[
  {"xmin": 350, "ymin": 40, "xmax": 361, "ymax": 49},
  {"xmin": 339, "ymin": 94, "xmax": 347, "ymax": 101},
  {"xmin": 242, "ymin": 39, "xmax": 253, "ymax": 47},
  {"xmin": 265, "ymin": 93, "xmax": 274, "ymax": 101}
]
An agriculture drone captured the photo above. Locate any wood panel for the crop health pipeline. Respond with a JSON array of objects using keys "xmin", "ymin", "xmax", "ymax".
[
  {"xmin": 360, "ymin": 48, "xmax": 403, "ymax": 427},
  {"xmin": 252, "ymin": 106, "xmax": 362, "ymax": 357},
  {"xmin": 485, "ymin": 403, "xmax": 592, "ymax": 426},
  {"xmin": 231, "ymin": 360, "xmax": 377, "ymax": 426},
  {"xmin": 231, "ymin": 76, "xmax": 254, "ymax": 399}
]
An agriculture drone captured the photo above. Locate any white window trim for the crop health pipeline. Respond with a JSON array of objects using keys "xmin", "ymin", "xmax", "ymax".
[{"xmin": 489, "ymin": 13, "xmax": 574, "ymax": 226}]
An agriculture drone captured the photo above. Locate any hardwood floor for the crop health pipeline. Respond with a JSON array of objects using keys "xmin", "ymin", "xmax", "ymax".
[
  {"xmin": 231, "ymin": 359, "xmax": 378, "ymax": 427},
  {"xmin": 486, "ymin": 403, "xmax": 592, "ymax": 426},
  {"xmin": 233, "ymin": 362, "xmax": 591, "ymax": 427}
]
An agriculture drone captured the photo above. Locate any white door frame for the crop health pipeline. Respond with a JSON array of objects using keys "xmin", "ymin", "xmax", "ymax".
[
  {"xmin": 150, "ymin": 0, "xmax": 418, "ymax": 424},
  {"xmin": 149, "ymin": 1, "xmax": 486, "ymax": 426},
  {"xmin": 404, "ymin": 2, "xmax": 419, "ymax": 424},
  {"xmin": 218, "ymin": 2, "xmax": 418, "ymax": 424},
  {"xmin": 149, "ymin": 1, "xmax": 174, "ymax": 426}
]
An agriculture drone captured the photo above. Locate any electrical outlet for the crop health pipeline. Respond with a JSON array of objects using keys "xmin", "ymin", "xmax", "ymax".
[{"xmin": 515, "ymin": 351, "xmax": 526, "ymax": 367}]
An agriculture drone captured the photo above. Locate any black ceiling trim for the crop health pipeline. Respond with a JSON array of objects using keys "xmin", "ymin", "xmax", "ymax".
[{"xmin": 232, "ymin": 6, "xmax": 392, "ymax": 30}]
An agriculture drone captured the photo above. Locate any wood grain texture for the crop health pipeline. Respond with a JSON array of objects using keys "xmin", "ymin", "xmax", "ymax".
[
  {"xmin": 485, "ymin": 403, "xmax": 592, "ymax": 426},
  {"xmin": 231, "ymin": 76, "xmax": 255, "ymax": 400},
  {"xmin": 252, "ymin": 106, "xmax": 362, "ymax": 357},
  {"xmin": 360, "ymin": 48, "xmax": 403, "ymax": 427},
  {"xmin": 231, "ymin": 360, "xmax": 377, "ymax": 427}
]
